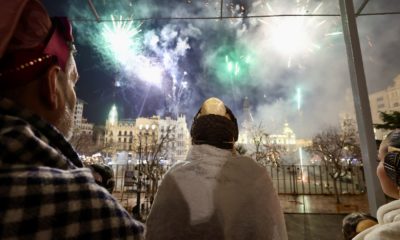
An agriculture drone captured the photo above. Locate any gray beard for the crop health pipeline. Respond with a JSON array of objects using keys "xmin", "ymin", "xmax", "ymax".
[{"xmin": 56, "ymin": 105, "xmax": 74, "ymax": 141}]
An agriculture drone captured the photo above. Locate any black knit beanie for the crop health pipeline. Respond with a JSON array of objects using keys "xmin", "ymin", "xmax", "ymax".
[{"xmin": 191, "ymin": 105, "xmax": 238, "ymax": 150}]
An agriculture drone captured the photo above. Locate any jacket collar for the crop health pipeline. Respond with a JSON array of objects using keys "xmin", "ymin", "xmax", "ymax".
[{"xmin": 0, "ymin": 98, "xmax": 82, "ymax": 168}]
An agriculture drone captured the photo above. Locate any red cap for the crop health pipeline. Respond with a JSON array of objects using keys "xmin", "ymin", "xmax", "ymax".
[{"xmin": 0, "ymin": 0, "xmax": 74, "ymax": 86}]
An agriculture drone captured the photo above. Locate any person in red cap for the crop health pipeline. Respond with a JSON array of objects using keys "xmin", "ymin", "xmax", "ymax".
[
  {"xmin": 146, "ymin": 98, "xmax": 287, "ymax": 240},
  {"xmin": 0, "ymin": 1, "xmax": 144, "ymax": 239}
]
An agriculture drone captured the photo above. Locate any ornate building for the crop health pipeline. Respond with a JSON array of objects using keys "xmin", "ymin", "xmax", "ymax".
[
  {"xmin": 104, "ymin": 105, "xmax": 190, "ymax": 163},
  {"xmin": 269, "ymin": 123, "xmax": 297, "ymax": 149},
  {"xmin": 158, "ymin": 115, "xmax": 190, "ymax": 162},
  {"xmin": 237, "ymin": 97, "xmax": 297, "ymax": 150}
]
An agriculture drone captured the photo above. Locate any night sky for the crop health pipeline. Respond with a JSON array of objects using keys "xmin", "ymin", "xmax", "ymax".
[{"xmin": 41, "ymin": 0, "xmax": 400, "ymax": 138}]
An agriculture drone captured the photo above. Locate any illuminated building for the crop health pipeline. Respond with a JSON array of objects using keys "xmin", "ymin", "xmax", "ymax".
[
  {"xmin": 369, "ymin": 74, "xmax": 400, "ymax": 139},
  {"xmin": 104, "ymin": 105, "xmax": 190, "ymax": 162},
  {"xmin": 72, "ymin": 99, "xmax": 94, "ymax": 135},
  {"xmin": 238, "ymin": 97, "xmax": 297, "ymax": 150}
]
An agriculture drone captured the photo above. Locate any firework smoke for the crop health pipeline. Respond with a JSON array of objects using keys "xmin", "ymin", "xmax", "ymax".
[{"xmin": 62, "ymin": 0, "xmax": 400, "ymax": 139}]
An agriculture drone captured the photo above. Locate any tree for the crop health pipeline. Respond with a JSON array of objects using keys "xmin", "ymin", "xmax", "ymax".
[
  {"xmin": 250, "ymin": 123, "xmax": 283, "ymax": 167},
  {"xmin": 235, "ymin": 144, "xmax": 247, "ymax": 155},
  {"xmin": 139, "ymin": 128, "xmax": 173, "ymax": 198},
  {"xmin": 70, "ymin": 131, "xmax": 107, "ymax": 156},
  {"xmin": 306, "ymin": 126, "xmax": 361, "ymax": 203},
  {"xmin": 375, "ymin": 111, "xmax": 400, "ymax": 130},
  {"xmin": 133, "ymin": 126, "xmax": 174, "ymax": 218}
]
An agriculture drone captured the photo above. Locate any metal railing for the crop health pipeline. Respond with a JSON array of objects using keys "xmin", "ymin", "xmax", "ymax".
[
  {"xmin": 111, "ymin": 163, "xmax": 365, "ymax": 197},
  {"xmin": 110, "ymin": 163, "xmax": 365, "ymax": 220},
  {"xmin": 267, "ymin": 164, "xmax": 365, "ymax": 195}
]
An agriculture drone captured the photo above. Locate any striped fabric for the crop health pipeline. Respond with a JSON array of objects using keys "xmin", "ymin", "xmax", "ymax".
[{"xmin": 0, "ymin": 98, "xmax": 144, "ymax": 239}]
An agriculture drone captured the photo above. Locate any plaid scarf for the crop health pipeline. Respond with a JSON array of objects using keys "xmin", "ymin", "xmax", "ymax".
[{"xmin": 0, "ymin": 98, "xmax": 144, "ymax": 239}]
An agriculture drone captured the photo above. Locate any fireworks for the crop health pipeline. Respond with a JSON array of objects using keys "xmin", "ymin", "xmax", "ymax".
[
  {"xmin": 213, "ymin": 47, "xmax": 253, "ymax": 85},
  {"xmin": 270, "ymin": 18, "xmax": 318, "ymax": 56},
  {"xmin": 261, "ymin": 1, "xmax": 341, "ymax": 68},
  {"xmin": 101, "ymin": 15, "xmax": 142, "ymax": 65},
  {"xmin": 108, "ymin": 104, "xmax": 118, "ymax": 125},
  {"xmin": 98, "ymin": 15, "xmax": 167, "ymax": 88},
  {"xmin": 128, "ymin": 56, "xmax": 164, "ymax": 87},
  {"xmin": 167, "ymin": 76, "xmax": 189, "ymax": 117},
  {"xmin": 296, "ymin": 87, "xmax": 302, "ymax": 111}
]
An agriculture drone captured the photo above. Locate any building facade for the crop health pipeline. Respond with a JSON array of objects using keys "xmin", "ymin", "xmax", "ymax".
[
  {"xmin": 72, "ymin": 98, "xmax": 94, "ymax": 135},
  {"xmin": 269, "ymin": 123, "xmax": 297, "ymax": 148},
  {"xmin": 237, "ymin": 97, "xmax": 297, "ymax": 151},
  {"xmin": 73, "ymin": 99, "xmax": 85, "ymax": 129},
  {"xmin": 104, "ymin": 105, "xmax": 190, "ymax": 163},
  {"xmin": 369, "ymin": 74, "xmax": 400, "ymax": 139}
]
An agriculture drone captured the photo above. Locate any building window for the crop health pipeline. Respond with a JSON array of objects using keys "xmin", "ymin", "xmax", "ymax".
[
  {"xmin": 377, "ymin": 103, "xmax": 385, "ymax": 109},
  {"xmin": 394, "ymin": 102, "xmax": 399, "ymax": 107},
  {"xmin": 376, "ymin": 97, "xmax": 384, "ymax": 102}
]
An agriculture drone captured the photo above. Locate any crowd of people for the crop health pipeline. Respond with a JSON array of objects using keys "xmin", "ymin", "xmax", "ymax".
[{"xmin": 1, "ymin": 1, "xmax": 399, "ymax": 239}]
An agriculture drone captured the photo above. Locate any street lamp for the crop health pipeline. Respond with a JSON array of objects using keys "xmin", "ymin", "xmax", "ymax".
[
  {"xmin": 133, "ymin": 123, "xmax": 156, "ymax": 219},
  {"xmin": 132, "ymin": 125, "xmax": 143, "ymax": 220}
]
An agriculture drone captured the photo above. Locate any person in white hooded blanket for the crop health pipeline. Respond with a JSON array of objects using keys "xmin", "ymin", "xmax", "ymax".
[
  {"xmin": 146, "ymin": 97, "xmax": 287, "ymax": 240},
  {"xmin": 353, "ymin": 129, "xmax": 400, "ymax": 240}
]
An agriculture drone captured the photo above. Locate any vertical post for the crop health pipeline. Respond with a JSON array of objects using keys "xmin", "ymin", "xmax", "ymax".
[
  {"xmin": 339, "ymin": 0, "xmax": 385, "ymax": 215},
  {"xmin": 135, "ymin": 132, "xmax": 142, "ymax": 219},
  {"xmin": 220, "ymin": 0, "xmax": 224, "ymax": 19},
  {"xmin": 87, "ymin": 0, "xmax": 100, "ymax": 22}
]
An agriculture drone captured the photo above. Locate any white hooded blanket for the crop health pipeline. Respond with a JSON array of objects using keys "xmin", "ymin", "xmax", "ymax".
[
  {"xmin": 146, "ymin": 144, "xmax": 287, "ymax": 240},
  {"xmin": 354, "ymin": 199, "xmax": 400, "ymax": 240}
]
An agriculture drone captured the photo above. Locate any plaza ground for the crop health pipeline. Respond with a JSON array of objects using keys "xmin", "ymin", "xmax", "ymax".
[
  {"xmin": 113, "ymin": 192, "xmax": 369, "ymax": 239},
  {"xmin": 281, "ymin": 194, "xmax": 368, "ymax": 240}
]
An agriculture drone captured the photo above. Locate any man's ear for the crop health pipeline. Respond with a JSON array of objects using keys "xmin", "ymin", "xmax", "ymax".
[{"xmin": 40, "ymin": 65, "xmax": 61, "ymax": 110}]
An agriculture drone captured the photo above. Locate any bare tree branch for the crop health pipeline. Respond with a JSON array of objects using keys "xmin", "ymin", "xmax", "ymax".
[
  {"xmin": 249, "ymin": 123, "xmax": 284, "ymax": 167},
  {"xmin": 306, "ymin": 124, "xmax": 361, "ymax": 203}
]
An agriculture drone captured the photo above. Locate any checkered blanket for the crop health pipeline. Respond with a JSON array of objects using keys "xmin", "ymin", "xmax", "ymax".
[{"xmin": 0, "ymin": 98, "xmax": 144, "ymax": 239}]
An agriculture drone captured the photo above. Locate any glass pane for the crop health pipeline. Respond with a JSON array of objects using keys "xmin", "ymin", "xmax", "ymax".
[
  {"xmin": 359, "ymin": 0, "xmax": 400, "ymax": 13},
  {"xmin": 40, "ymin": 0, "xmax": 381, "ymax": 218},
  {"xmin": 43, "ymin": 0, "xmax": 341, "ymax": 19},
  {"xmin": 91, "ymin": 0, "xmax": 221, "ymax": 19},
  {"xmin": 222, "ymin": 0, "xmax": 340, "ymax": 16},
  {"xmin": 358, "ymin": 12, "xmax": 400, "ymax": 138}
]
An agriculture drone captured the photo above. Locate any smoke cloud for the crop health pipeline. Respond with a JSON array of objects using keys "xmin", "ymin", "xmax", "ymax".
[{"xmin": 43, "ymin": 0, "xmax": 400, "ymax": 138}]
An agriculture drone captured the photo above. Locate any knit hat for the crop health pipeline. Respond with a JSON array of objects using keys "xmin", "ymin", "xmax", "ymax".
[
  {"xmin": 191, "ymin": 98, "xmax": 238, "ymax": 149},
  {"xmin": 0, "ymin": 0, "xmax": 74, "ymax": 87}
]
